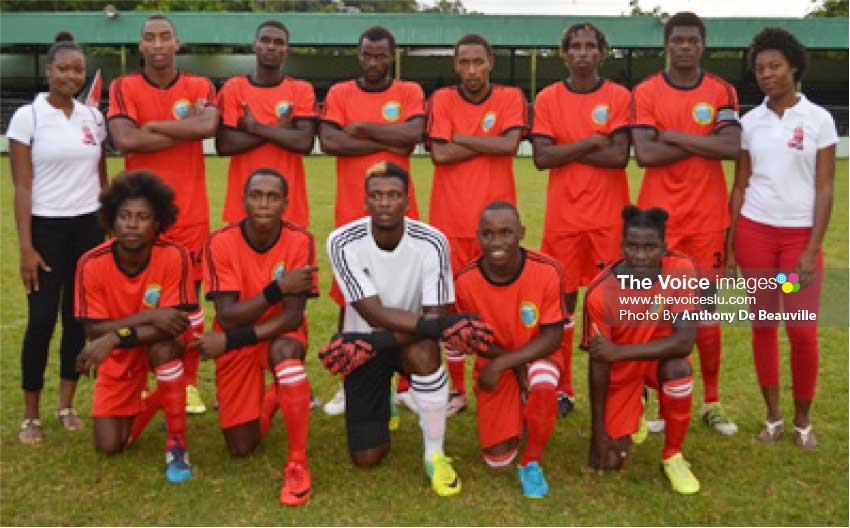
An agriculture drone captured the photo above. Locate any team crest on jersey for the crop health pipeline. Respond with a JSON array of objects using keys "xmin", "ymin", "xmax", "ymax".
[
  {"xmin": 142, "ymin": 284, "xmax": 162, "ymax": 308},
  {"xmin": 481, "ymin": 111, "xmax": 497, "ymax": 132},
  {"xmin": 591, "ymin": 104, "xmax": 609, "ymax": 125},
  {"xmin": 81, "ymin": 125, "xmax": 96, "ymax": 146},
  {"xmin": 275, "ymin": 101, "xmax": 293, "ymax": 118},
  {"xmin": 172, "ymin": 98, "xmax": 191, "ymax": 120},
  {"xmin": 381, "ymin": 101, "xmax": 401, "ymax": 122},
  {"xmin": 692, "ymin": 102, "xmax": 715, "ymax": 126},
  {"xmin": 519, "ymin": 301, "xmax": 539, "ymax": 328},
  {"xmin": 271, "ymin": 262, "xmax": 286, "ymax": 281},
  {"xmin": 649, "ymin": 296, "xmax": 664, "ymax": 315}
]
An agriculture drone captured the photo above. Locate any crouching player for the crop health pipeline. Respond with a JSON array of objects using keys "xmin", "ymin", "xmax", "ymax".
[
  {"xmin": 319, "ymin": 161, "xmax": 494, "ymax": 497},
  {"xmin": 74, "ymin": 170, "xmax": 196, "ymax": 483},
  {"xmin": 190, "ymin": 167, "xmax": 318, "ymax": 506},
  {"xmin": 454, "ymin": 202, "xmax": 565, "ymax": 498},
  {"xmin": 583, "ymin": 205, "xmax": 700, "ymax": 494}
]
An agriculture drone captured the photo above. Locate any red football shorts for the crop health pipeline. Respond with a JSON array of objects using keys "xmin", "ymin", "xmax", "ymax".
[
  {"xmin": 541, "ymin": 226, "xmax": 621, "ymax": 293},
  {"xmin": 92, "ymin": 348, "xmax": 149, "ymax": 418},
  {"xmin": 163, "ymin": 221, "xmax": 210, "ymax": 283},
  {"xmin": 665, "ymin": 230, "xmax": 725, "ymax": 282}
]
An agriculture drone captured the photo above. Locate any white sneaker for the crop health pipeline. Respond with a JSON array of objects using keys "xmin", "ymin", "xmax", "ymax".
[
  {"xmin": 396, "ymin": 390, "xmax": 418, "ymax": 414},
  {"xmin": 647, "ymin": 417, "xmax": 666, "ymax": 433},
  {"xmin": 323, "ymin": 385, "xmax": 345, "ymax": 416}
]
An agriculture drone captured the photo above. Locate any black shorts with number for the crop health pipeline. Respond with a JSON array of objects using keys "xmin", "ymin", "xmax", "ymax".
[{"xmin": 344, "ymin": 345, "xmax": 405, "ymax": 451}]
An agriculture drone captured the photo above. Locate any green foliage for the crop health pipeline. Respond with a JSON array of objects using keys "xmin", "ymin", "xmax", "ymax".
[
  {"xmin": 807, "ymin": 0, "xmax": 849, "ymax": 17},
  {"xmin": 627, "ymin": 0, "xmax": 669, "ymax": 18}
]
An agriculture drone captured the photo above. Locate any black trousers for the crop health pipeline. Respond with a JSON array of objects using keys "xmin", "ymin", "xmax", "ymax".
[{"xmin": 21, "ymin": 213, "xmax": 104, "ymax": 391}]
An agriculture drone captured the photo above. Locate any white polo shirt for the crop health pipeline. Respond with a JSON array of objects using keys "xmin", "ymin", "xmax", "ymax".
[
  {"xmin": 327, "ymin": 216, "xmax": 455, "ymax": 334},
  {"xmin": 740, "ymin": 94, "xmax": 838, "ymax": 228},
  {"xmin": 5, "ymin": 93, "xmax": 106, "ymax": 217}
]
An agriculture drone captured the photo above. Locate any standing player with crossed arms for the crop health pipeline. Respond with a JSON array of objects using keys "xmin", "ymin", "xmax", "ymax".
[
  {"xmin": 190, "ymin": 168, "xmax": 318, "ymax": 505},
  {"xmin": 318, "ymin": 26, "xmax": 425, "ymax": 416},
  {"xmin": 107, "ymin": 14, "xmax": 218, "ymax": 415},
  {"xmin": 454, "ymin": 201, "xmax": 565, "ymax": 499},
  {"xmin": 319, "ymin": 162, "xmax": 494, "ymax": 497},
  {"xmin": 427, "ymin": 33, "xmax": 528, "ymax": 415},
  {"xmin": 531, "ymin": 23, "xmax": 631, "ymax": 419},
  {"xmin": 630, "ymin": 12, "xmax": 741, "ymax": 435}
]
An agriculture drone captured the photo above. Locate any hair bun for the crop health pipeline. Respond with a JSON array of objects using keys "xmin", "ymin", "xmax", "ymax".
[{"xmin": 54, "ymin": 31, "xmax": 75, "ymax": 43}]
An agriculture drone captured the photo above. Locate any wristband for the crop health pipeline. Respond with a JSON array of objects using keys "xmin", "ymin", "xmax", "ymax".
[
  {"xmin": 263, "ymin": 280, "xmax": 284, "ymax": 305},
  {"xmin": 114, "ymin": 327, "xmax": 140, "ymax": 348},
  {"xmin": 368, "ymin": 330, "xmax": 399, "ymax": 351},
  {"xmin": 225, "ymin": 327, "xmax": 259, "ymax": 351},
  {"xmin": 415, "ymin": 315, "xmax": 443, "ymax": 339}
]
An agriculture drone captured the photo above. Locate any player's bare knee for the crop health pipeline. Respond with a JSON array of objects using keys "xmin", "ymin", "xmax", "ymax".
[
  {"xmin": 482, "ymin": 437, "xmax": 519, "ymax": 468},
  {"xmin": 94, "ymin": 434, "xmax": 127, "ymax": 455},
  {"xmin": 403, "ymin": 339, "xmax": 441, "ymax": 375},
  {"xmin": 659, "ymin": 357, "xmax": 692, "ymax": 382},
  {"xmin": 268, "ymin": 337, "xmax": 305, "ymax": 365},
  {"xmin": 227, "ymin": 440, "xmax": 258, "ymax": 458},
  {"xmin": 147, "ymin": 338, "xmax": 183, "ymax": 368},
  {"xmin": 350, "ymin": 446, "xmax": 388, "ymax": 467}
]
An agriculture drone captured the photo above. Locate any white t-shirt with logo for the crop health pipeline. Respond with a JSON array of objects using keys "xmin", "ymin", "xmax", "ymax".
[
  {"xmin": 327, "ymin": 217, "xmax": 455, "ymax": 333},
  {"xmin": 6, "ymin": 93, "xmax": 106, "ymax": 217},
  {"xmin": 740, "ymin": 95, "xmax": 838, "ymax": 228}
]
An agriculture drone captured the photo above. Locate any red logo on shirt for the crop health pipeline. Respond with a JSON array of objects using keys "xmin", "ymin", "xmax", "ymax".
[
  {"xmin": 787, "ymin": 127, "xmax": 804, "ymax": 150},
  {"xmin": 81, "ymin": 125, "xmax": 95, "ymax": 146}
]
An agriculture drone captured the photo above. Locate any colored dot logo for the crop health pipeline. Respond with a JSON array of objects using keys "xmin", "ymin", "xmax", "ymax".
[
  {"xmin": 481, "ymin": 111, "xmax": 497, "ymax": 132},
  {"xmin": 591, "ymin": 104, "xmax": 609, "ymax": 125},
  {"xmin": 143, "ymin": 284, "xmax": 162, "ymax": 308},
  {"xmin": 172, "ymin": 98, "xmax": 191, "ymax": 120},
  {"xmin": 272, "ymin": 262, "xmax": 286, "ymax": 281},
  {"xmin": 275, "ymin": 101, "xmax": 292, "ymax": 117},
  {"xmin": 776, "ymin": 272, "xmax": 801, "ymax": 294},
  {"xmin": 381, "ymin": 101, "xmax": 401, "ymax": 122},
  {"xmin": 519, "ymin": 301, "xmax": 539, "ymax": 328},
  {"xmin": 692, "ymin": 102, "xmax": 715, "ymax": 126}
]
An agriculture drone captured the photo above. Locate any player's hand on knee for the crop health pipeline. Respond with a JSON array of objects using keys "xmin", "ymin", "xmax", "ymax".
[
  {"xmin": 188, "ymin": 331, "xmax": 227, "ymax": 360},
  {"xmin": 318, "ymin": 333, "xmax": 378, "ymax": 376},
  {"xmin": 590, "ymin": 431, "xmax": 627, "ymax": 471},
  {"xmin": 148, "ymin": 308, "xmax": 190, "ymax": 336},
  {"xmin": 76, "ymin": 334, "xmax": 117, "ymax": 376},
  {"xmin": 477, "ymin": 356, "xmax": 507, "ymax": 392},
  {"xmin": 416, "ymin": 313, "xmax": 494, "ymax": 355},
  {"xmin": 277, "ymin": 265, "xmax": 318, "ymax": 295}
]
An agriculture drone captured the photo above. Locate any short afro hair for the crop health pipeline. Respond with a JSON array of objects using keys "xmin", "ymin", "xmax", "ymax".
[
  {"xmin": 359, "ymin": 26, "xmax": 395, "ymax": 53},
  {"xmin": 480, "ymin": 200, "xmax": 520, "ymax": 221},
  {"xmin": 664, "ymin": 11, "xmax": 705, "ymax": 44},
  {"xmin": 455, "ymin": 33, "xmax": 493, "ymax": 57},
  {"xmin": 560, "ymin": 23, "xmax": 609, "ymax": 55},
  {"xmin": 622, "ymin": 205, "xmax": 669, "ymax": 240},
  {"xmin": 364, "ymin": 161, "xmax": 409, "ymax": 193},
  {"xmin": 244, "ymin": 167, "xmax": 289, "ymax": 197},
  {"xmin": 98, "ymin": 170, "xmax": 178, "ymax": 234},
  {"xmin": 747, "ymin": 26, "xmax": 808, "ymax": 83},
  {"xmin": 256, "ymin": 19, "xmax": 290, "ymax": 41}
]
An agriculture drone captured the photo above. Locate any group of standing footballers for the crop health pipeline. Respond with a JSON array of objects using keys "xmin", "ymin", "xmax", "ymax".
[{"xmin": 59, "ymin": 10, "xmax": 770, "ymax": 505}]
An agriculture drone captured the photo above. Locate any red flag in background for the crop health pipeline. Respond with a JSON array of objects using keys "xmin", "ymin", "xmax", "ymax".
[{"xmin": 83, "ymin": 69, "xmax": 103, "ymax": 109}]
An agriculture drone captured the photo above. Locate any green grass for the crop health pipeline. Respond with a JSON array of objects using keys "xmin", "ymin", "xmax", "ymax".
[{"xmin": 0, "ymin": 155, "xmax": 847, "ymax": 526}]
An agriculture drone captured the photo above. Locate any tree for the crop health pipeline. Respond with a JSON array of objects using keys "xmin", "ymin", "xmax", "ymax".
[
  {"xmin": 421, "ymin": 0, "xmax": 468, "ymax": 14},
  {"xmin": 626, "ymin": 0, "xmax": 669, "ymax": 18},
  {"xmin": 807, "ymin": 0, "xmax": 849, "ymax": 17}
]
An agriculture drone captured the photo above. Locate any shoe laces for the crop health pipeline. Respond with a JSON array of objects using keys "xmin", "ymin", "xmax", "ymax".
[
  {"xmin": 432, "ymin": 453, "xmax": 455, "ymax": 480},
  {"xmin": 285, "ymin": 462, "xmax": 306, "ymax": 488},
  {"xmin": 524, "ymin": 463, "xmax": 544, "ymax": 485},
  {"xmin": 666, "ymin": 455, "xmax": 691, "ymax": 477}
]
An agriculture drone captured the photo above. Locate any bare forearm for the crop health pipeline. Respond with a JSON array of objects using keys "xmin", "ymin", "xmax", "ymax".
[
  {"xmin": 633, "ymin": 138, "xmax": 690, "ymax": 166},
  {"xmin": 806, "ymin": 185, "xmax": 833, "ymax": 253},
  {"xmin": 145, "ymin": 114, "xmax": 217, "ymax": 141},
  {"xmin": 487, "ymin": 327, "xmax": 561, "ymax": 370},
  {"xmin": 610, "ymin": 331, "xmax": 693, "ymax": 362},
  {"xmin": 86, "ymin": 313, "xmax": 160, "ymax": 338},
  {"xmin": 215, "ymin": 126, "xmax": 265, "ymax": 155},
  {"xmin": 215, "ymin": 295, "xmax": 273, "ymax": 331},
  {"xmin": 578, "ymin": 141, "xmax": 630, "ymax": 168},
  {"xmin": 13, "ymin": 187, "xmax": 33, "ymax": 249},
  {"xmin": 357, "ymin": 121, "xmax": 423, "ymax": 148},
  {"xmin": 533, "ymin": 137, "xmax": 599, "ymax": 169},
  {"xmin": 453, "ymin": 134, "xmax": 519, "ymax": 155},
  {"xmin": 319, "ymin": 128, "xmax": 385, "ymax": 156},
  {"xmin": 254, "ymin": 123, "xmax": 314, "ymax": 154},
  {"xmin": 589, "ymin": 358, "xmax": 610, "ymax": 435},
  {"xmin": 253, "ymin": 300, "xmax": 306, "ymax": 340},
  {"xmin": 665, "ymin": 130, "xmax": 741, "ymax": 160},
  {"xmin": 430, "ymin": 142, "xmax": 478, "ymax": 164},
  {"xmin": 112, "ymin": 128, "xmax": 177, "ymax": 153}
]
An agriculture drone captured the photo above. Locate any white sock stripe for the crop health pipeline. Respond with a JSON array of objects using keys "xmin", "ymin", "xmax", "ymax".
[
  {"xmin": 444, "ymin": 347, "xmax": 464, "ymax": 359},
  {"xmin": 445, "ymin": 354, "xmax": 465, "ymax": 362},
  {"xmin": 663, "ymin": 382, "xmax": 693, "ymax": 397},
  {"xmin": 411, "ymin": 374, "xmax": 448, "ymax": 393},
  {"xmin": 277, "ymin": 373, "xmax": 307, "ymax": 385},
  {"xmin": 274, "ymin": 365, "xmax": 305, "ymax": 378},
  {"xmin": 156, "ymin": 371, "xmax": 183, "ymax": 382},
  {"xmin": 530, "ymin": 373, "xmax": 559, "ymax": 388},
  {"xmin": 156, "ymin": 363, "xmax": 183, "ymax": 376},
  {"xmin": 483, "ymin": 449, "xmax": 517, "ymax": 468},
  {"xmin": 528, "ymin": 361, "xmax": 559, "ymax": 377}
]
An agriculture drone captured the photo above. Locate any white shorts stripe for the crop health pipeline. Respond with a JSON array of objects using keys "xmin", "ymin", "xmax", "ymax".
[{"xmin": 483, "ymin": 449, "xmax": 517, "ymax": 468}]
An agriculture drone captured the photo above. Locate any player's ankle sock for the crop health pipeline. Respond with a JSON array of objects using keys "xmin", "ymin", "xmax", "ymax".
[
  {"xmin": 520, "ymin": 362, "xmax": 559, "ymax": 465},
  {"xmin": 411, "ymin": 367, "xmax": 449, "ymax": 460},
  {"xmin": 155, "ymin": 359, "xmax": 187, "ymax": 448},
  {"xmin": 397, "ymin": 374, "xmax": 411, "ymax": 394},
  {"xmin": 696, "ymin": 324, "xmax": 721, "ymax": 403},
  {"xmin": 130, "ymin": 388, "xmax": 162, "ymax": 444},
  {"xmin": 183, "ymin": 308, "xmax": 205, "ymax": 386},
  {"xmin": 557, "ymin": 318, "xmax": 575, "ymax": 397},
  {"xmin": 274, "ymin": 360, "xmax": 310, "ymax": 463},
  {"xmin": 660, "ymin": 375, "xmax": 693, "ymax": 460},
  {"xmin": 260, "ymin": 383, "xmax": 278, "ymax": 437},
  {"xmin": 445, "ymin": 348, "xmax": 466, "ymax": 396}
]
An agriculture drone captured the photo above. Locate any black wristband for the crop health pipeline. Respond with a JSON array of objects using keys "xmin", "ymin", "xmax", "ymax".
[
  {"xmin": 368, "ymin": 330, "xmax": 398, "ymax": 351},
  {"xmin": 114, "ymin": 327, "xmax": 140, "ymax": 348},
  {"xmin": 225, "ymin": 327, "xmax": 259, "ymax": 350},
  {"xmin": 415, "ymin": 315, "xmax": 443, "ymax": 339},
  {"xmin": 263, "ymin": 280, "xmax": 284, "ymax": 305}
]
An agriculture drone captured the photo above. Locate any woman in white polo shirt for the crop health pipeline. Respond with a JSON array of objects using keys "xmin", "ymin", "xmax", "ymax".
[
  {"xmin": 726, "ymin": 27, "xmax": 837, "ymax": 450},
  {"xmin": 7, "ymin": 33, "xmax": 107, "ymax": 444}
]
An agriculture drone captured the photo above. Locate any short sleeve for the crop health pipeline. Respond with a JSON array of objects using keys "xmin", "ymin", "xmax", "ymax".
[
  {"xmin": 197, "ymin": 77, "xmax": 218, "ymax": 107},
  {"xmin": 5, "ymin": 104, "xmax": 34, "ymax": 145},
  {"xmin": 580, "ymin": 289, "xmax": 613, "ymax": 348},
  {"xmin": 531, "ymin": 89, "xmax": 557, "ymax": 140},
  {"xmin": 92, "ymin": 108, "xmax": 107, "ymax": 142},
  {"xmin": 327, "ymin": 234, "xmax": 377, "ymax": 304},
  {"xmin": 630, "ymin": 82, "xmax": 657, "ymax": 129},
  {"xmin": 499, "ymin": 88, "xmax": 529, "ymax": 135},
  {"xmin": 537, "ymin": 266, "xmax": 566, "ymax": 327},
  {"xmin": 714, "ymin": 81, "xmax": 740, "ymax": 131},
  {"xmin": 815, "ymin": 110, "xmax": 839, "ymax": 149},
  {"xmin": 292, "ymin": 81, "xmax": 317, "ymax": 121},
  {"xmin": 160, "ymin": 245, "xmax": 198, "ymax": 310},
  {"xmin": 607, "ymin": 86, "xmax": 631, "ymax": 133},
  {"xmin": 401, "ymin": 82, "xmax": 425, "ymax": 121},
  {"xmin": 320, "ymin": 83, "xmax": 346, "ymax": 127},
  {"xmin": 107, "ymin": 77, "xmax": 139, "ymax": 122},
  {"xmin": 453, "ymin": 276, "xmax": 471, "ymax": 314},
  {"xmin": 218, "ymin": 79, "xmax": 241, "ymax": 128},
  {"xmin": 740, "ymin": 111, "xmax": 753, "ymax": 150},
  {"xmin": 204, "ymin": 235, "xmax": 242, "ymax": 298},
  {"xmin": 290, "ymin": 229, "xmax": 320, "ymax": 297},
  {"xmin": 426, "ymin": 91, "xmax": 452, "ymax": 142},
  {"xmin": 420, "ymin": 229, "xmax": 454, "ymax": 307},
  {"xmin": 75, "ymin": 258, "xmax": 109, "ymax": 321}
]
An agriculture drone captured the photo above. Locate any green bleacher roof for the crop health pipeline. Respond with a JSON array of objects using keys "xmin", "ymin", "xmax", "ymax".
[{"xmin": 0, "ymin": 12, "xmax": 847, "ymax": 49}]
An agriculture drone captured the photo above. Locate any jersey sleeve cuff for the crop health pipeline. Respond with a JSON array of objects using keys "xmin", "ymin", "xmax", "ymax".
[
  {"xmin": 528, "ymin": 132, "xmax": 555, "ymax": 142},
  {"xmin": 502, "ymin": 125, "xmax": 529, "ymax": 136},
  {"xmin": 318, "ymin": 118, "xmax": 342, "ymax": 130},
  {"xmin": 206, "ymin": 290, "xmax": 240, "ymax": 301},
  {"xmin": 405, "ymin": 114, "xmax": 426, "ymax": 122}
]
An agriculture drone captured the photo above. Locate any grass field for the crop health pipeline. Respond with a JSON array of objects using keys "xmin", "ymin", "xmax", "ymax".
[{"xmin": 0, "ymin": 155, "xmax": 847, "ymax": 526}]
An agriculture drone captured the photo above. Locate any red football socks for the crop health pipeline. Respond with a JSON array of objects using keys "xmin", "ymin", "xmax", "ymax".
[
  {"xmin": 660, "ymin": 375, "xmax": 693, "ymax": 460},
  {"xmin": 274, "ymin": 360, "xmax": 310, "ymax": 463}
]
